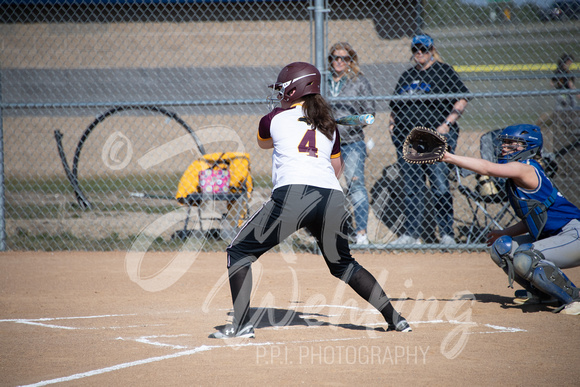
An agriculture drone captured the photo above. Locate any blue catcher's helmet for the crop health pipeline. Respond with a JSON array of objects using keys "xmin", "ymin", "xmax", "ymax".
[{"xmin": 497, "ymin": 124, "xmax": 543, "ymax": 164}]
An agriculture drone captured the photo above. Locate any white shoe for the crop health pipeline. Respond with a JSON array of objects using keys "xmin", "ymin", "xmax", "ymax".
[
  {"xmin": 440, "ymin": 234, "xmax": 457, "ymax": 245},
  {"xmin": 390, "ymin": 234, "xmax": 422, "ymax": 245},
  {"xmin": 560, "ymin": 301, "xmax": 580, "ymax": 315},
  {"xmin": 355, "ymin": 233, "xmax": 369, "ymax": 245}
]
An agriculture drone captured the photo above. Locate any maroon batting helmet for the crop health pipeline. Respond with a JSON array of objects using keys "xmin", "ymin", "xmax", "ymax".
[{"xmin": 270, "ymin": 62, "xmax": 321, "ymax": 105}]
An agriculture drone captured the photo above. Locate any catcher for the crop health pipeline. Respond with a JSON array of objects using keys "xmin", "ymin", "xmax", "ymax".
[{"xmin": 404, "ymin": 124, "xmax": 580, "ymax": 314}]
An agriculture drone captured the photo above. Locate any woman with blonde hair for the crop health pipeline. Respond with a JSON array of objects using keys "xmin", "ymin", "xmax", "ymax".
[{"xmin": 327, "ymin": 42, "xmax": 375, "ymax": 245}]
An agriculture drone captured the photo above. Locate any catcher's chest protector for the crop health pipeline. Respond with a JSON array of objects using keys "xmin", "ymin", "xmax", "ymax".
[{"xmin": 506, "ymin": 180, "xmax": 558, "ymax": 240}]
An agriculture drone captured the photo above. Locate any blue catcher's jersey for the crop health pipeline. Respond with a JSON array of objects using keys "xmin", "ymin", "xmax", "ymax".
[{"xmin": 508, "ymin": 159, "xmax": 580, "ymax": 238}]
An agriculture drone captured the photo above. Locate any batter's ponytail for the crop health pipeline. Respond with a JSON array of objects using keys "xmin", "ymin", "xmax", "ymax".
[{"xmin": 301, "ymin": 94, "xmax": 336, "ymax": 141}]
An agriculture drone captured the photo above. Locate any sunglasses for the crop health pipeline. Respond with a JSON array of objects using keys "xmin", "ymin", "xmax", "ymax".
[
  {"xmin": 411, "ymin": 46, "xmax": 430, "ymax": 55},
  {"xmin": 329, "ymin": 55, "xmax": 352, "ymax": 63}
]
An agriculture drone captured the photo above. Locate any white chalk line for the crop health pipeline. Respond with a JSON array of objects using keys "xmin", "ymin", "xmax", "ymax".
[
  {"xmin": 20, "ymin": 335, "xmax": 379, "ymax": 387},
  {"xmin": 0, "ymin": 313, "xmax": 137, "ymax": 323},
  {"xmin": 131, "ymin": 334, "xmax": 191, "ymax": 350},
  {"xmin": 480, "ymin": 323, "xmax": 527, "ymax": 334},
  {"xmin": 0, "ymin": 312, "xmax": 182, "ymax": 331},
  {"xmin": 19, "ymin": 345, "xmax": 214, "ymax": 387},
  {"xmin": 2, "ymin": 308, "xmax": 527, "ymax": 336},
  {"xmin": 401, "ymin": 320, "xmax": 526, "ymax": 334},
  {"xmin": 10, "ymin": 320, "xmax": 166, "ymax": 331},
  {"xmin": 9, "ymin": 305, "xmax": 526, "ymax": 386},
  {"xmin": 0, "ymin": 314, "xmax": 138, "ymax": 330}
]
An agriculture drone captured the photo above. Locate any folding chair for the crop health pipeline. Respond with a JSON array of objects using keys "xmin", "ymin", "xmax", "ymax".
[
  {"xmin": 173, "ymin": 152, "xmax": 252, "ymax": 240},
  {"xmin": 454, "ymin": 129, "xmax": 516, "ymax": 244}
]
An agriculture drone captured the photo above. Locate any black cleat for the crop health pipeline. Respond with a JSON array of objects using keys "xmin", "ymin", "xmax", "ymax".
[
  {"xmin": 208, "ymin": 324, "xmax": 255, "ymax": 339},
  {"xmin": 388, "ymin": 319, "xmax": 412, "ymax": 332},
  {"xmin": 513, "ymin": 289, "xmax": 557, "ymax": 305}
]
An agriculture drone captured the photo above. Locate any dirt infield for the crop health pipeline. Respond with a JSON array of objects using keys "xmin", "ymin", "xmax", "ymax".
[{"xmin": 1, "ymin": 250, "xmax": 579, "ymax": 386}]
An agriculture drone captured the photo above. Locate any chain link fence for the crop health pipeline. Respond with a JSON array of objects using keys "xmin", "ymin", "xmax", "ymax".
[{"xmin": 1, "ymin": 0, "xmax": 579, "ymax": 252}]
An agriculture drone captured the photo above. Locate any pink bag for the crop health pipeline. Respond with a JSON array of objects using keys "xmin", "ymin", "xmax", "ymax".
[{"xmin": 198, "ymin": 168, "xmax": 231, "ymax": 194}]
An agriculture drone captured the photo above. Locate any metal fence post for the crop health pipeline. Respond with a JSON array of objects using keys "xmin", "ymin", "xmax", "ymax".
[
  {"xmin": 313, "ymin": 0, "xmax": 328, "ymax": 97},
  {"xmin": 0, "ymin": 71, "xmax": 5, "ymax": 251}
]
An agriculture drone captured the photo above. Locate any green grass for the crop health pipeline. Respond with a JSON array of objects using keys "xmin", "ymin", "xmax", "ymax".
[
  {"xmin": 422, "ymin": 1, "xmax": 580, "ymax": 67},
  {"xmin": 5, "ymin": 177, "xmax": 76, "ymax": 194},
  {"xmin": 444, "ymin": 41, "xmax": 580, "ymax": 69},
  {"xmin": 424, "ymin": 2, "xmax": 562, "ymax": 28},
  {"xmin": 6, "ymin": 202, "xmax": 180, "ymax": 220},
  {"xmin": 6, "ymin": 174, "xmax": 184, "ymax": 221},
  {"xmin": 4, "ymin": 171, "xmax": 270, "ymax": 251},
  {"xmin": 6, "ymin": 229, "xmax": 310, "ymax": 252},
  {"xmin": 7, "ymin": 228, "xmax": 229, "ymax": 252},
  {"xmin": 5, "ymin": 173, "xmax": 181, "ymax": 195}
]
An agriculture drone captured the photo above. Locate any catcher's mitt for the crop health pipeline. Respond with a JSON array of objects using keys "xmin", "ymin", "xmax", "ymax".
[{"xmin": 402, "ymin": 126, "xmax": 448, "ymax": 164}]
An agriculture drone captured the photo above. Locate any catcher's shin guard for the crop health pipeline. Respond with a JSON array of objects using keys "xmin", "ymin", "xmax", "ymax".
[
  {"xmin": 490, "ymin": 235, "xmax": 512, "ymax": 269},
  {"xmin": 490, "ymin": 236, "xmax": 518, "ymax": 288},
  {"xmin": 512, "ymin": 246, "xmax": 580, "ymax": 305}
]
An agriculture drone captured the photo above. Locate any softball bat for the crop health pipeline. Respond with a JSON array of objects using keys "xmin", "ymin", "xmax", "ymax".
[{"xmin": 335, "ymin": 114, "xmax": 375, "ymax": 126}]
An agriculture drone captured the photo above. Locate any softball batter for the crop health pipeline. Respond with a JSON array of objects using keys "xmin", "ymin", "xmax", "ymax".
[
  {"xmin": 209, "ymin": 62, "xmax": 411, "ymax": 338},
  {"xmin": 442, "ymin": 124, "xmax": 580, "ymax": 315}
]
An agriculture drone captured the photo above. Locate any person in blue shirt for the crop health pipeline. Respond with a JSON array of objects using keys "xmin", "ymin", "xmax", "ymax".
[
  {"xmin": 389, "ymin": 34, "xmax": 469, "ymax": 246},
  {"xmin": 441, "ymin": 124, "xmax": 580, "ymax": 315}
]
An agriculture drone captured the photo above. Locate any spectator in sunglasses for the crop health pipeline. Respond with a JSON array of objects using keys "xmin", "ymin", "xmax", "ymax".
[
  {"xmin": 388, "ymin": 34, "xmax": 470, "ymax": 246},
  {"xmin": 327, "ymin": 42, "xmax": 375, "ymax": 246}
]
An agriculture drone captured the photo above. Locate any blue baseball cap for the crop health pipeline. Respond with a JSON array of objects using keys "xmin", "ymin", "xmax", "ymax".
[{"xmin": 412, "ymin": 35, "xmax": 434, "ymax": 49}]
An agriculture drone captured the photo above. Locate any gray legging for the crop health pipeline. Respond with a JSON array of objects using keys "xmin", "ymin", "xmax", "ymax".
[{"xmin": 510, "ymin": 219, "xmax": 580, "ymax": 270}]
